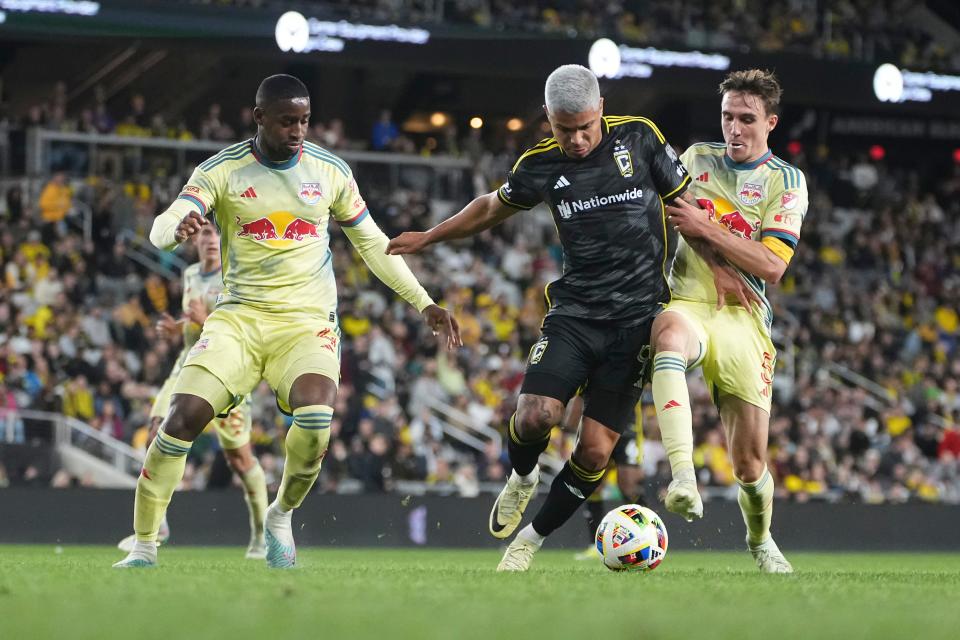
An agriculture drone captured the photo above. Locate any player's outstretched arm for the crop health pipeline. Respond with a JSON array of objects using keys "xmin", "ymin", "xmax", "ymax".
[
  {"xmin": 386, "ymin": 191, "xmax": 518, "ymax": 255},
  {"xmin": 341, "ymin": 213, "xmax": 462, "ymax": 350},
  {"xmin": 665, "ymin": 197, "xmax": 787, "ymax": 284},
  {"xmin": 149, "ymin": 210, "xmax": 208, "ymax": 251}
]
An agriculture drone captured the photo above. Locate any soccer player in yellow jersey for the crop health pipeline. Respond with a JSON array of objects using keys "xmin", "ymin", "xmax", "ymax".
[
  {"xmin": 114, "ymin": 75, "xmax": 460, "ymax": 569},
  {"xmin": 117, "ymin": 223, "xmax": 268, "ymax": 559},
  {"xmin": 653, "ymin": 70, "xmax": 808, "ymax": 573}
]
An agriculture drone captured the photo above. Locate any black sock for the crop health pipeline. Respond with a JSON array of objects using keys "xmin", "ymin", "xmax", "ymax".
[
  {"xmin": 506, "ymin": 413, "xmax": 552, "ymax": 477},
  {"xmin": 532, "ymin": 457, "xmax": 605, "ymax": 537},
  {"xmin": 584, "ymin": 498, "xmax": 606, "ymax": 544}
]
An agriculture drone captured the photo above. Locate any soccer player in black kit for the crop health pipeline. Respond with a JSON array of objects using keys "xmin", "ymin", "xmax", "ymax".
[{"xmin": 388, "ymin": 64, "xmax": 751, "ymax": 571}]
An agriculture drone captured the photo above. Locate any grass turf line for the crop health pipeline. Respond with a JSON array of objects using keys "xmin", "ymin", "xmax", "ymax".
[{"xmin": 1, "ymin": 546, "xmax": 959, "ymax": 640}]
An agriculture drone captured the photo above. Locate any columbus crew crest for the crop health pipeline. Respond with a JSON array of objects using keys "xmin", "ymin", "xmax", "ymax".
[{"xmin": 613, "ymin": 140, "xmax": 633, "ymax": 178}]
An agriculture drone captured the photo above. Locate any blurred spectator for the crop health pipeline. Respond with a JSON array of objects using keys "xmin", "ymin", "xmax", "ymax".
[
  {"xmin": 37, "ymin": 172, "xmax": 72, "ymax": 243},
  {"xmin": 371, "ymin": 109, "xmax": 399, "ymax": 151}
]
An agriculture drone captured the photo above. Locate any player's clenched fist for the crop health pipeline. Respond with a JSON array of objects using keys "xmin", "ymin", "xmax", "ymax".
[
  {"xmin": 174, "ymin": 211, "xmax": 208, "ymax": 243},
  {"xmin": 386, "ymin": 231, "xmax": 430, "ymax": 255}
]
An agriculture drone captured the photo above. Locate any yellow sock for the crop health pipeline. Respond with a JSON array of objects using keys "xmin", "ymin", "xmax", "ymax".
[
  {"xmin": 134, "ymin": 430, "xmax": 191, "ymax": 542},
  {"xmin": 651, "ymin": 351, "xmax": 694, "ymax": 476},
  {"xmin": 737, "ymin": 466, "xmax": 774, "ymax": 546},
  {"xmin": 278, "ymin": 405, "xmax": 333, "ymax": 511},
  {"xmin": 240, "ymin": 459, "xmax": 268, "ymax": 536}
]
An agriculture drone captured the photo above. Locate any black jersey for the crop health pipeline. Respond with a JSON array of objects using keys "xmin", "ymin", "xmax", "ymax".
[{"xmin": 497, "ymin": 115, "xmax": 690, "ymax": 326}]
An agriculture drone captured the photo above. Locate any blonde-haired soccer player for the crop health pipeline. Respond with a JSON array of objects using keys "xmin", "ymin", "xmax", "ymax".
[
  {"xmin": 654, "ymin": 69, "xmax": 808, "ymax": 573},
  {"xmin": 117, "ymin": 222, "xmax": 267, "ymax": 559},
  {"xmin": 114, "ymin": 74, "xmax": 460, "ymax": 569}
]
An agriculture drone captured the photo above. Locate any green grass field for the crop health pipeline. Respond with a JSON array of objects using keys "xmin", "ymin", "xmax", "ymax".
[{"xmin": 1, "ymin": 546, "xmax": 958, "ymax": 640}]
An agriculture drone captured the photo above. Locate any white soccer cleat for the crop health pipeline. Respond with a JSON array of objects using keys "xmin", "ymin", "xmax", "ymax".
[
  {"xmin": 496, "ymin": 536, "xmax": 541, "ymax": 572},
  {"xmin": 245, "ymin": 534, "xmax": 267, "ymax": 560},
  {"xmin": 748, "ymin": 536, "xmax": 794, "ymax": 574},
  {"xmin": 488, "ymin": 466, "xmax": 539, "ymax": 539},
  {"xmin": 264, "ymin": 503, "xmax": 296, "ymax": 569},
  {"xmin": 112, "ymin": 541, "xmax": 158, "ymax": 568},
  {"xmin": 665, "ymin": 472, "xmax": 703, "ymax": 523},
  {"xmin": 117, "ymin": 518, "xmax": 170, "ymax": 552}
]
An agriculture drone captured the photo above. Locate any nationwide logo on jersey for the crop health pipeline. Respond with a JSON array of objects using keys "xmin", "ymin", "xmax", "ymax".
[
  {"xmin": 698, "ymin": 197, "xmax": 760, "ymax": 240},
  {"xmin": 235, "ymin": 212, "xmax": 322, "ymax": 247},
  {"xmin": 299, "ymin": 182, "xmax": 323, "ymax": 205},
  {"xmin": 556, "ymin": 187, "xmax": 644, "ymax": 219},
  {"xmin": 738, "ymin": 182, "xmax": 764, "ymax": 206},
  {"xmin": 613, "ymin": 140, "xmax": 633, "ymax": 178}
]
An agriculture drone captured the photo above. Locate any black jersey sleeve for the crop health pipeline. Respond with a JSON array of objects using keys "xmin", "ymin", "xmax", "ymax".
[
  {"xmin": 644, "ymin": 124, "xmax": 690, "ymax": 201},
  {"xmin": 497, "ymin": 157, "xmax": 542, "ymax": 210}
]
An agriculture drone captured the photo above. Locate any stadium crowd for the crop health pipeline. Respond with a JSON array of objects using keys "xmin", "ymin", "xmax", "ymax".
[
  {"xmin": 183, "ymin": 0, "xmax": 960, "ymax": 72},
  {"xmin": 2, "ymin": 112, "xmax": 960, "ymax": 505}
]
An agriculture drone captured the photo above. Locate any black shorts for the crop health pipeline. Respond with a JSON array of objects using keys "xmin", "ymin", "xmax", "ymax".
[
  {"xmin": 611, "ymin": 426, "xmax": 640, "ymax": 466},
  {"xmin": 520, "ymin": 314, "xmax": 653, "ymax": 433}
]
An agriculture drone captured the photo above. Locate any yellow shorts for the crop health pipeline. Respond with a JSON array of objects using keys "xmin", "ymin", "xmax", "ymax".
[
  {"xmin": 663, "ymin": 299, "xmax": 775, "ymax": 413},
  {"xmin": 151, "ymin": 363, "xmax": 253, "ymax": 450},
  {"xmin": 176, "ymin": 304, "xmax": 341, "ymax": 414}
]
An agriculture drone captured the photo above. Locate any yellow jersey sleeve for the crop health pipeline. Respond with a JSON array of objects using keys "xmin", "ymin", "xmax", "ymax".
[
  {"xmin": 760, "ymin": 161, "xmax": 808, "ymax": 264},
  {"xmin": 329, "ymin": 171, "xmax": 369, "ymax": 228}
]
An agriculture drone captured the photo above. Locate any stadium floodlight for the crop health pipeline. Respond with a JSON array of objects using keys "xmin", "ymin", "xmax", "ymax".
[
  {"xmin": 275, "ymin": 10, "xmax": 310, "ymax": 53},
  {"xmin": 589, "ymin": 38, "xmax": 621, "ymax": 79},
  {"xmin": 873, "ymin": 63, "xmax": 904, "ymax": 102}
]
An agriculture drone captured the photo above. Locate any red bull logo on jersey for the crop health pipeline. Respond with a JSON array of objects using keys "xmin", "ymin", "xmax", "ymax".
[
  {"xmin": 236, "ymin": 216, "xmax": 279, "ymax": 240},
  {"xmin": 299, "ymin": 182, "xmax": 323, "ymax": 205},
  {"xmin": 698, "ymin": 197, "xmax": 761, "ymax": 240},
  {"xmin": 738, "ymin": 182, "xmax": 764, "ymax": 206},
  {"xmin": 235, "ymin": 212, "xmax": 323, "ymax": 248}
]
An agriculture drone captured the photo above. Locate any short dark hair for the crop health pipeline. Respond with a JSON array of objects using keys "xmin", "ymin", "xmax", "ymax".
[
  {"xmin": 256, "ymin": 74, "xmax": 309, "ymax": 108},
  {"xmin": 718, "ymin": 69, "xmax": 782, "ymax": 115}
]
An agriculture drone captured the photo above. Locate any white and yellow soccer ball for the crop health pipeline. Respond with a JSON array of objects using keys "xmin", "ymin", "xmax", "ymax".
[{"xmin": 595, "ymin": 504, "xmax": 668, "ymax": 572}]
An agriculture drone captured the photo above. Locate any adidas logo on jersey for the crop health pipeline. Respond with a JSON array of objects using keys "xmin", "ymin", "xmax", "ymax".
[
  {"xmin": 696, "ymin": 172, "xmax": 709, "ymax": 182},
  {"xmin": 240, "ymin": 186, "xmax": 258, "ymax": 198},
  {"xmin": 554, "ymin": 175, "xmax": 570, "ymax": 189},
  {"xmin": 662, "ymin": 400, "xmax": 682, "ymax": 410}
]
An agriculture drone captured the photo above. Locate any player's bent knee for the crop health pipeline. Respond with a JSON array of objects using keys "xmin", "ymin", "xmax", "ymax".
[
  {"xmin": 516, "ymin": 394, "xmax": 564, "ymax": 440},
  {"xmin": 573, "ymin": 443, "xmax": 612, "ymax": 472},
  {"xmin": 288, "ymin": 373, "xmax": 337, "ymax": 411},
  {"xmin": 161, "ymin": 394, "xmax": 216, "ymax": 441},
  {"xmin": 652, "ymin": 316, "xmax": 690, "ymax": 353},
  {"xmin": 732, "ymin": 457, "xmax": 765, "ymax": 483}
]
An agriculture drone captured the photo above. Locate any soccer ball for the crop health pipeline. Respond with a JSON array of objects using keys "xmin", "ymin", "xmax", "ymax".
[{"xmin": 595, "ymin": 504, "xmax": 668, "ymax": 572}]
